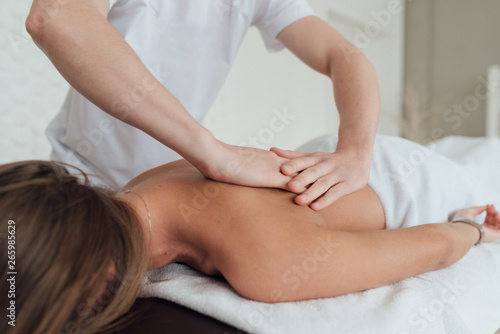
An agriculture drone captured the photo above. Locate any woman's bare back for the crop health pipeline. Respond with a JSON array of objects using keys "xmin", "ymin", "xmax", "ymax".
[
  {"xmin": 124, "ymin": 159, "xmax": 385, "ymax": 231},
  {"xmin": 122, "ymin": 159, "xmax": 385, "ymax": 272}
]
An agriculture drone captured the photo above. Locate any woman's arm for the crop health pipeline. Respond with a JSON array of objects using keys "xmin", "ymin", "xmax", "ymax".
[{"xmin": 220, "ymin": 219, "xmax": 480, "ymax": 303}]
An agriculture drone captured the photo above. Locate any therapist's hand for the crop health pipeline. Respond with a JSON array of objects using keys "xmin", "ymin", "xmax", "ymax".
[
  {"xmin": 200, "ymin": 141, "xmax": 295, "ymax": 190},
  {"xmin": 269, "ymin": 147, "xmax": 371, "ymax": 210}
]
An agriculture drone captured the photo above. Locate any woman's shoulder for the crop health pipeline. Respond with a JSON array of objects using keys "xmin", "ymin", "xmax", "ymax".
[{"xmin": 121, "ymin": 159, "xmax": 200, "ymax": 190}]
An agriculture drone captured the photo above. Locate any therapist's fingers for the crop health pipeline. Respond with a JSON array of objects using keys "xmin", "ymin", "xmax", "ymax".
[
  {"xmin": 286, "ymin": 161, "xmax": 331, "ymax": 193},
  {"xmin": 293, "ymin": 174, "xmax": 338, "ymax": 206},
  {"xmin": 270, "ymin": 148, "xmax": 310, "ymax": 176},
  {"xmin": 280, "ymin": 155, "xmax": 318, "ymax": 177},
  {"xmin": 270, "ymin": 147, "xmax": 305, "ymax": 159},
  {"xmin": 309, "ymin": 183, "xmax": 349, "ymax": 211}
]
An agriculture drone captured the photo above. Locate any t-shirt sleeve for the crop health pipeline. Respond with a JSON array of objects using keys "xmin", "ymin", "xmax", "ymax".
[
  {"xmin": 253, "ymin": 0, "xmax": 315, "ymax": 53},
  {"xmin": 107, "ymin": 0, "xmax": 120, "ymax": 11}
]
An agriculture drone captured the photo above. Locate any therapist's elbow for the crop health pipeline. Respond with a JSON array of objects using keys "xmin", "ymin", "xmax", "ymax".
[
  {"xmin": 26, "ymin": 11, "xmax": 53, "ymax": 44},
  {"xmin": 26, "ymin": 3, "xmax": 70, "ymax": 45}
]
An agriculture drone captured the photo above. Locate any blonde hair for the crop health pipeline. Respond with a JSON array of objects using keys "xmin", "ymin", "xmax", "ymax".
[{"xmin": 0, "ymin": 160, "xmax": 149, "ymax": 334}]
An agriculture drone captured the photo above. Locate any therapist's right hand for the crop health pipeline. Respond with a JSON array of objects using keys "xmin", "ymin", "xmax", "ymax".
[{"xmin": 200, "ymin": 141, "xmax": 296, "ymax": 191}]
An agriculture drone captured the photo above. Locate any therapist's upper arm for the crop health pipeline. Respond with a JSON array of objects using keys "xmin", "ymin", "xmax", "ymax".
[{"xmin": 277, "ymin": 16, "xmax": 357, "ymax": 76}]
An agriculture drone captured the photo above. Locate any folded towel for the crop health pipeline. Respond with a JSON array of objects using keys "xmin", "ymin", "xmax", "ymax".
[{"xmin": 139, "ymin": 135, "xmax": 500, "ymax": 333}]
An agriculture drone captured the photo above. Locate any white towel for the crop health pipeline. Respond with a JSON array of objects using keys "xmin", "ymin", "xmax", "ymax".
[
  {"xmin": 139, "ymin": 135, "xmax": 500, "ymax": 334},
  {"xmin": 297, "ymin": 134, "xmax": 500, "ymax": 229}
]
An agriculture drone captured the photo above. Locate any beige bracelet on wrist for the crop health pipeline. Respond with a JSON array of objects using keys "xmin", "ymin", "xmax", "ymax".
[{"xmin": 451, "ymin": 218, "xmax": 484, "ymax": 245}]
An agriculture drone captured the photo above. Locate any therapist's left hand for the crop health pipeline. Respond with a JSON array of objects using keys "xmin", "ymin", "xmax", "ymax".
[{"xmin": 270, "ymin": 147, "xmax": 371, "ymax": 210}]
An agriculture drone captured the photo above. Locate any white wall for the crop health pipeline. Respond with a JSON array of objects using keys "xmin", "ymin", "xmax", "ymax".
[{"xmin": 0, "ymin": 0, "xmax": 405, "ymax": 164}]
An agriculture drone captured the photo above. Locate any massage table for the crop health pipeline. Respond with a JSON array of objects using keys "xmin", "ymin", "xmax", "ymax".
[{"xmin": 108, "ymin": 298, "xmax": 243, "ymax": 334}]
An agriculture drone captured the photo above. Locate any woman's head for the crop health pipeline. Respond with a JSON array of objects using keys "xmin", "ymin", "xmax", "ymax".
[{"xmin": 0, "ymin": 160, "xmax": 148, "ymax": 334}]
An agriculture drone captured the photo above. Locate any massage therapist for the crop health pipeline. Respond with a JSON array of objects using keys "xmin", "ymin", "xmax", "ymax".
[{"xmin": 25, "ymin": 0, "xmax": 380, "ymax": 210}]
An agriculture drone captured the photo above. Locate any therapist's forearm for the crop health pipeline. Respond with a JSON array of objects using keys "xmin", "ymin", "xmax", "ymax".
[
  {"xmin": 329, "ymin": 50, "xmax": 380, "ymax": 157},
  {"xmin": 26, "ymin": 1, "xmax": 217, "ymax": 168}
]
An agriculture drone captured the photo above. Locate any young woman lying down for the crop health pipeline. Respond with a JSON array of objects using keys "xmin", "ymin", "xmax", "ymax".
[{"xmin": 1, "ymin": 134, "xmax": 500, "ymax": 334}]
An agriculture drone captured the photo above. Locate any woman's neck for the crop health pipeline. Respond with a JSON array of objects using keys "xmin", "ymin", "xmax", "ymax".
[{"xmin": 117, "ymin": 188, "xmax": 210, "ymax": 271}]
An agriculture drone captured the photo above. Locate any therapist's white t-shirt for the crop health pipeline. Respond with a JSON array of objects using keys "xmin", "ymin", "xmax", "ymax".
[{"xmin": 46, "ymin": 0, "xmax": 314, "ymax": 189}]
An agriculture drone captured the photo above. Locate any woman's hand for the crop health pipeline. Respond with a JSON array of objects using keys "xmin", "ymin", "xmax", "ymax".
[
  {"xmin": 269, "ymin": 148, "xmax": 371, "ymax": 211},
  {"xmin": 451, "ymin": 205, "xmax": 500, "ymax": 243},
  {"xmin": 483, "ymin": 204, "xmax": 500, "ymax": 242}
]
